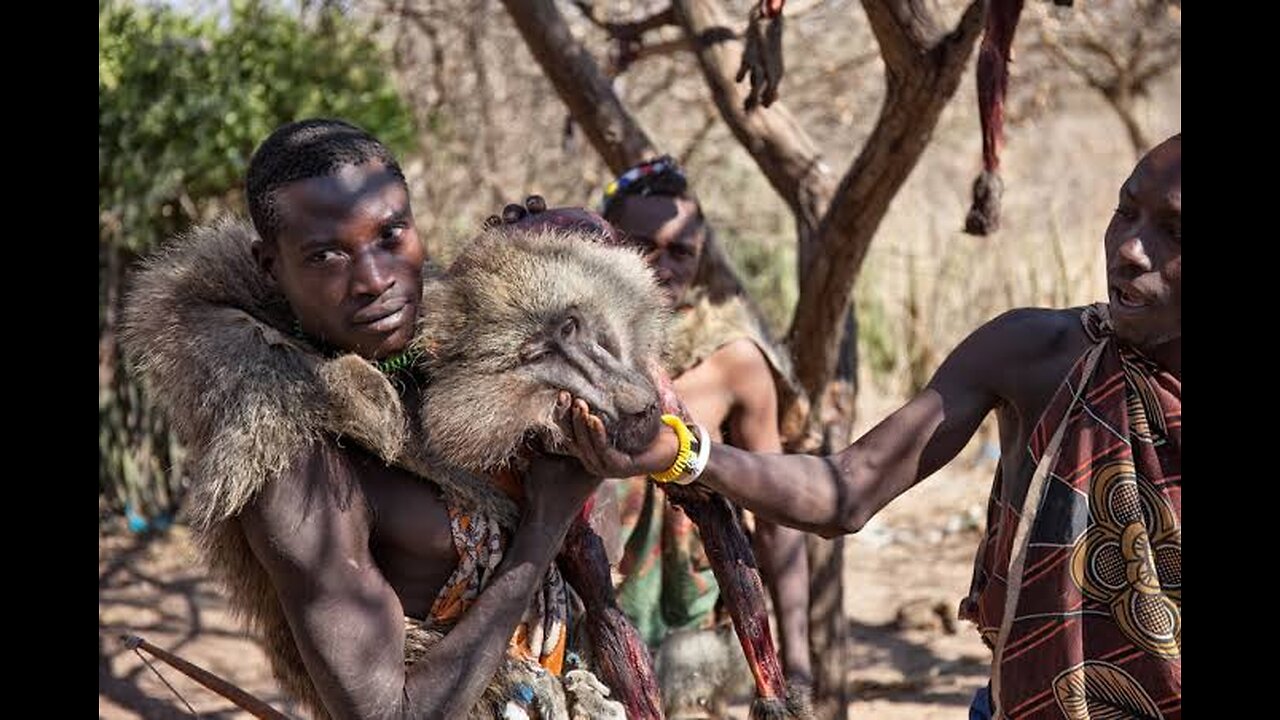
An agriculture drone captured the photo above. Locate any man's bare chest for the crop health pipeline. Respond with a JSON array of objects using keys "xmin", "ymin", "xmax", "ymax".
[{"xmin": 359, "ymin": 461, "xmax": 458, "ymax": 618}]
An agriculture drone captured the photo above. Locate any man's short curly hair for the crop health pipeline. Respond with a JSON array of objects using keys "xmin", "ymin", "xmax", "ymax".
[{"xmin": 246, "ymin": 118, "xmax": 406, "ymax": 243}]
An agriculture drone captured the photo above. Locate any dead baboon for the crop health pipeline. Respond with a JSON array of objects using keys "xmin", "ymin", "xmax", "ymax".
[
  {"xmin": 415, "ymin": 218, "xmax": 811, "ymax": 720},
  {"xmin": 415, "ymin": 225, "xmax": 668, "ymax": 472}
]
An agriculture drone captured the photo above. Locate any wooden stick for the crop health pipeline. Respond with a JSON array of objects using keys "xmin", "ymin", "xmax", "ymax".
[{"xmin": 121, "ymin": 634, "xmax": 290, "ymax": 720}]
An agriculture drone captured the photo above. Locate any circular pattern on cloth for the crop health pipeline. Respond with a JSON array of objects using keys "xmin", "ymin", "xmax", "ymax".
[{"xmin": 1070, "ymin": 461, "xmax": 1181, "ymax": 658}]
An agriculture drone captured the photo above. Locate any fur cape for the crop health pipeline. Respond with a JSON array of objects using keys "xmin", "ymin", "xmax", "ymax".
[{"xmin": 665, "ymin": 288, "xmax": 799, "ymax": 399}]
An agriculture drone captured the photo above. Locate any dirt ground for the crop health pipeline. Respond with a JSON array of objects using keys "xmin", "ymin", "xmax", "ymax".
[{"xmin": 99, "ymin": 398, "xmax": 998, "ymax": 720}]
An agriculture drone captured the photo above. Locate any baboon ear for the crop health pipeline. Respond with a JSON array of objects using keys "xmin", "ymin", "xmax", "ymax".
[
  {"xmin": 251, "ymin": 240, "xmax": 278, "ymax": 284},
  {"xmin": 415, "ymin": 275, "xmax": 461, "ymax": 362}
]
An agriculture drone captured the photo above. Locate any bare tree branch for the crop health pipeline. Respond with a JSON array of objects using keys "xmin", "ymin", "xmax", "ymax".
[
  {"xmin": 673, "ymin": 0, "xmax": 836, "ymax": 249},
  {"xmin": 1132, "ymin": 39, "xmax": 1180, "ymax": 88},
  {"xmin": 605, "ymin": 37, "xmax": 695, "ymax": 75},
  {"xmin": 572, "ymin": 1, "xmax": 676, "ymax": 40},
  {"xmin": 1040, "ymin": 31, "xmax": 1110, "ymax": 93},
  {"xmin": 576, "ymin": 0, "xmax": 829, "ymax": 42},
  {"xmin": 862, "ymin": 0, "xmax": 946, "ymax": 71},
  {"xmin": 632, "ymin": 64, "xmax": 683, "ymax": 109},
  {"xmin": 787, "ymin": 0, "xmax": 986, "ymax": 401},
  {"xmin": 1029, "ymin": 0, "xmax": 1179, "ymax": 157},
  {"xmin": 382, "ymin": 0, "xmax": 450, "ymax": 109},
  {"xmin": 678, "ymin": 106, "xmax": 722, "ymax": 163},
  {"xmin": 464, "ymin": 0, "xmax": 507, "ymax": 206},
  {"xmin": 501, "ymin": 0, "xmax": 657, "ymax": 173}
]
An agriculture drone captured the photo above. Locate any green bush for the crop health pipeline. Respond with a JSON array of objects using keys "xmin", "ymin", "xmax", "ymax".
[{"xmin": 99, "ymin": 0, "xmax": 416, "ymax": 526}]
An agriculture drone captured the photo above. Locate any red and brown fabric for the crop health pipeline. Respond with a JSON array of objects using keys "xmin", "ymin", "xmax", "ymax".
[{"xmin": 960, "ymin": 304, "xmax": 1181, "ymax": 718}]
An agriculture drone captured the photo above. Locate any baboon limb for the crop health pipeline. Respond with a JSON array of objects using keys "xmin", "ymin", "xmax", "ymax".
[
  {"xmin": 651, "ymin": 359, "xmax": 808, "ymax": 717},
  {"xmin": 559, "ymin": 501, "xmax": 665, "ymax": 720},
  {"xmin": 736, "ymin": 4, "xmax": 785, "ymax": 110},
  {"xmin": 663, "ymin": 484, "xmax": 809, "ymax": 719}
]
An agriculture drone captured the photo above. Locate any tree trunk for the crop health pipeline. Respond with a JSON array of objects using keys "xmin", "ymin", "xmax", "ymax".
[
  {"xmin": 1106, "ymin": 87, "xmax": 1150, "ymax": 159},
  {"xmin": 806, "ymin": 534, "xmax": 847, "ymax": 719},
  {"xmin": 787, "ymin": 0, "xmax": 985, "ymax": 406},
  {"xmin": 500, "ymin": 0, "xmax": 657, "ymax": 174}
]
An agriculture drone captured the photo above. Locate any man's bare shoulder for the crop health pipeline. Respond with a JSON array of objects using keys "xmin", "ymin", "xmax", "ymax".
[
  {"xmin": 707, "ymin": 337, "xmax": 772, "ymax": 373},
  {"xmin": 241, "ymin": 439, "xmax": 372, "ymax": 554},
  {"xmin": 955, "ymin": 306, "xmax": 1093, "ymax": 406},
  {"xmin": 705, "ymin": 338, "xmax": 776, "ymax": 393},
  {"xmin": 970, "ymin": 306, "xmax": 1091, "ymax": 363}
]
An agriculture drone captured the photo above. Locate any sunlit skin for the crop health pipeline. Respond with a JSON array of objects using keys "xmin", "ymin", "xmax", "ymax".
[
  {"xmin": 254, "ymin": 161, "xmax": 424, "ymax": 360},
  {"xmin": 1104, "ymin": 135, "xmax": 1181, "ymax": 369}
]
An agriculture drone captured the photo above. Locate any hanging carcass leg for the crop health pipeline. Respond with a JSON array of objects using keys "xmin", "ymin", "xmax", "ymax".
[{"xmin": 965, "ymin": 0, "xmax": 1025, "ymax": 236}]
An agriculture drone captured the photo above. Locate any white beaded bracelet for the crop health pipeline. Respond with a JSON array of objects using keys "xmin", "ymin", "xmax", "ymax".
[{"xmin": 677, "ymin": 423, "xmax": 712, "ymax": 484}]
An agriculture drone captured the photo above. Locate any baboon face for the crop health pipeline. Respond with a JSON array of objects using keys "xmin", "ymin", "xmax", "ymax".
[
  {"xmin": 516, "ymin": 306, "xmax": 662, "ymax": 452},
  {"xmin": 416, "ymin": 225, "xmax": 670, "ymax": 471}
]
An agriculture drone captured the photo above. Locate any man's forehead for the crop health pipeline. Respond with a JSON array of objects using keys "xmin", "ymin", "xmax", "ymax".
[
  {"xmin": 1139, "ymin": 139, "xmax": 1181, "ymax": 180},
  {"xmin": 281, "ymin": 162, "xmax": 401, "ymax": 199},
  {"xmin": 278, "ymin": 166, "xmax": 408, "ymax": 229},
  {"xmin": 620, "ymin": 196, "xmax": 700, "ymax": 236},
  {"xmin": 1125, "ymin": 156, "xmax": 1180, "ymax": 206}
]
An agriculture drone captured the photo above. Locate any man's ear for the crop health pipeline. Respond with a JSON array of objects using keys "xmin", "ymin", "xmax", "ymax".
[{"xmin": 251, "ymin": 241, "xmax": 278, "ymax": 283}]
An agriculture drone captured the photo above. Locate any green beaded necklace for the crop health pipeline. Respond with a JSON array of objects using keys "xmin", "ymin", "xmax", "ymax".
[
  {"xmin": 373, "ymin": 346, "xmax": 422, "ymax": 377},
  {"xmin": 291, "ymin": 320, "xmax": 421, "ymax": 378}
]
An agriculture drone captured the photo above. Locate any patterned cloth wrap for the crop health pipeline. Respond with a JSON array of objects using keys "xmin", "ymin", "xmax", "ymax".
[{"xmin": 960, "ymin": 304, "xmax": 1181, "ymax": 719}]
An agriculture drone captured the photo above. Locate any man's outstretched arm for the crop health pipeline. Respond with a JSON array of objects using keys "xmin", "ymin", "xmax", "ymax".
[{"xmin": 566, "ymin": 313, "xmax": 1022, "ymax": 538}]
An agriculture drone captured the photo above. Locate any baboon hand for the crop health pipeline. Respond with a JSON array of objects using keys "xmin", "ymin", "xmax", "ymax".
[
  {"xmin": 736, "ymin": 5, "xmax": 785, "ymax": 110},
  {"xmin": 483, "ymin": 199, "xmax": 623, "ymax": 245},
  {"xmin": 483, "ymin": 195, "xmax": 549, "ymax": 230}
]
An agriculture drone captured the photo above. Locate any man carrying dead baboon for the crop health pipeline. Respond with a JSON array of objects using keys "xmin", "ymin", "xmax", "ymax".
[{"xmin": 122, "ymin": 118, "xmax": 655, "ymax": 720}]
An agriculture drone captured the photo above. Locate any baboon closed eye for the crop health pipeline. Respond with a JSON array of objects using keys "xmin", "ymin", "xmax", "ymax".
[{"xmin": 559, "ymin": 315, "xmax": 578, "ymax": 340}]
